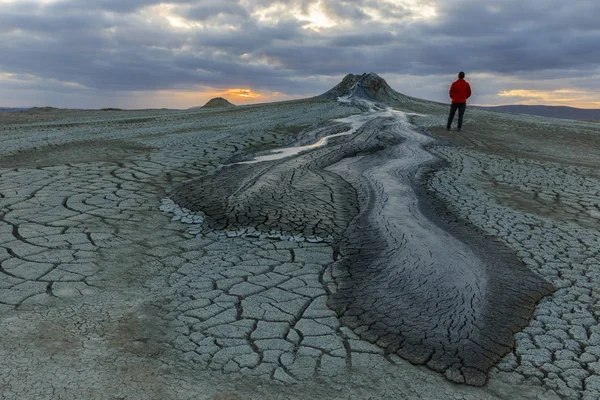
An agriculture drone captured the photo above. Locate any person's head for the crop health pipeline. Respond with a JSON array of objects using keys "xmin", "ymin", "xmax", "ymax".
[{"xmin": 458, "ymin": 71, "xmax": 465, "ymax": 79}]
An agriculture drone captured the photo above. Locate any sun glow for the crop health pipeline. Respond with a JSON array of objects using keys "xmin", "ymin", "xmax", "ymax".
[
  {"xmin": 185, "ymin": 87, "xmax": 294, "ymax": 107},
  {"xmin": 243, "ymin": 0, "xmax": 436, "ymax": 32},
  {"xmin": 226, "ymin": 88, "xmax": 262, "ymax": 98},
  {"xmin": 499, "ymin": 89, "xmax": 600, "ymax": 108},
  {"xmin": 299, "ymin": 1, "xmax": 337, "ymax": 30},
  {"xmin": 149, "ymin": 4, "xmax": 201, "ymax": 30},
  {"xmin": 166, "ymin": 15, "xmax": 192, "ymax": 29}
]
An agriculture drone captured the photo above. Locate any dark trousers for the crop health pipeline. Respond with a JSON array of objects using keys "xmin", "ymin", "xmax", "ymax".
[{"xmin": 447, "ymin": 102, "xmax": 466, "ymax": 129}]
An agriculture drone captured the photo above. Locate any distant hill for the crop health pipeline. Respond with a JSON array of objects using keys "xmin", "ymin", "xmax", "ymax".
[
  {"xmin": 0, "ymin": 107, "xmax": 27, "ymax": 113},
  {"xmin": 190, "ymin": 97, "xmax": 236, "ymax": 110},
  {"xmin": 475, "ymin": 105, "xmax": 600, "ymax": 121}
]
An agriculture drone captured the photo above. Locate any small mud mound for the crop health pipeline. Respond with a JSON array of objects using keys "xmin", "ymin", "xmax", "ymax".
[{"xmin": 200, "ymin": 97, "xmax": 236, "ymax": 109}]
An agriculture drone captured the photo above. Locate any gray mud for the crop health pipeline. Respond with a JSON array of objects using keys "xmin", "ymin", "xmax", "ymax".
[
  {"xmin": 169, "ymin": 99, "xmax": 553, "ymax": 385},
  {"xmin": 169, "ymin": 113, "xmax": 388, "ymax": 239},
  {"xmin": 2, "ymin": 74, "xmax": 598, "ymax": 399},
  {"xmin": 324, "ymin": 110, "xmax": 553, "ymax": 385},
  {"xmin": 0, "ymin": 140, "xmax": 152, "ymax": 168}
]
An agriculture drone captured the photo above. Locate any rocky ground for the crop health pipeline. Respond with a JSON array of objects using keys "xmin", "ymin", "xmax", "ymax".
[{"xmin": 1, "ymin": 81, "xmax": 599, "ymax": 399}]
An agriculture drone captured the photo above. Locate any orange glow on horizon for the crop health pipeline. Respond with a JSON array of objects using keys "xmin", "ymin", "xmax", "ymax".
[
  {"xmin": 498, "ymin": 88, "xmax": 600, "ymax": 108},
  {"xmin": 146, "ymin": 87, "xmax": 300, "ymax": 108},
  {"xmin": 226, "ymin": 88, "xmax": 263, "ymax": 98}
]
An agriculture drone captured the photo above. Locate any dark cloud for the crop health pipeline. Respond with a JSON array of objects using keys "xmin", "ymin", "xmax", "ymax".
[
  {"xmin": 328, "ymin": 32, "xmax": 396, "ymax": 47},
  {"xmin": 51, "ymin": 0, "xmax": 193, "ymax": 14},
  {"xmin": 319, "ymin": 0, "xmax": 371, "ymax": 22},
  {"xmin": 1, "ymin": 0, "xmax": 599, "ymax": 107},
  {"xmin": 179, "ymin": 1, "xmax": 250, "ymax": 21}
]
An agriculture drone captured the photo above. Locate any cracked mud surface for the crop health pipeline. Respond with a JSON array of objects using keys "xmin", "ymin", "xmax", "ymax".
[
  {"xmin": 325, "ymin": 110, "xmax": 553, "ymax": 386},
  {"xmin": 1, "ymin": 94, "xmax": 599, "ymax": 399},
  {"xmin": 169, "ymin": 101, "xmax": 552, "ymax": 386},
  {"xmin": 425, "ymin": 150, "xmax": 600, "ymax": 398}
]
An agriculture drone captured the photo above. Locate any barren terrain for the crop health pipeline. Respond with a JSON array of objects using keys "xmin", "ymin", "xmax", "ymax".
[{"xmin": 1, "ymin": 75, "xmax": 599, "ymax": 399}]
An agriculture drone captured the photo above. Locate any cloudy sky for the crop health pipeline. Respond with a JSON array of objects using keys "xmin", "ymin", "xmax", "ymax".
[{"xmin": 1, "ymin": 0, "xmax": 599, "ymax": 109}]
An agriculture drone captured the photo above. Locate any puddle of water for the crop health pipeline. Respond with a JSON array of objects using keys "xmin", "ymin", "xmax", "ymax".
[
  {"xmin": 235, "ymin": 112, "xmax": 380, "ymax": 165},
  {"xmin": 234, "ymin": 96, "xmax": 423, "ymax": 166}
]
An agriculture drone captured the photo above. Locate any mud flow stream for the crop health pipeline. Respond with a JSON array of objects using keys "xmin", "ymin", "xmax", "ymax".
[
  {"xmin": 167, "ymin": 98, "xmax": 553, "ymax": 386},
  {"xmin": 235, "ymin": 113, "xmax": 380, "ymax": 165}
]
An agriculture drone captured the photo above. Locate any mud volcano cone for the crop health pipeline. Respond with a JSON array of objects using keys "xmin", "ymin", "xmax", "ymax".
[
  {"xmin": 201, "ymin": 97, "xmax": 236, "ymax": 109},
  {"xmin": 318, "ymin": 72, "xmax": 400, "ymax": 103}
]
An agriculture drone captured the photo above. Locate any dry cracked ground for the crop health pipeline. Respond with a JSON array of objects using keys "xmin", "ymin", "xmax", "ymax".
[{"xmin": 1, "ymin": 90, "xmax": 600, "ymax": 399}]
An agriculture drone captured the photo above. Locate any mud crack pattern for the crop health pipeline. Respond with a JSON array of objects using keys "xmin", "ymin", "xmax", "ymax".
[
  {"xmin": 429, "ymin": 146, "xmax": 600, "ymax": 399},
  {"xmin": 170, "ymin": 106, "xmax": 553, "ymax": 386},
  {"xmin": 0, "ymin": 97, "xmax": 588, "ymax": 399}
]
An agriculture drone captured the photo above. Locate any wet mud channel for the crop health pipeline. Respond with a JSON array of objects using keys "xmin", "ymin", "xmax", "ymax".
[{"xmin": 169, "ymin": 100, "xmax": 554, "ymax": 385}]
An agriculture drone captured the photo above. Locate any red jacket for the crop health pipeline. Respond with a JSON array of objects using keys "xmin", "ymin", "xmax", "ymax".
[{"xmin": 449, "ymin": 78, "xmax": 471, "ymax": 103}]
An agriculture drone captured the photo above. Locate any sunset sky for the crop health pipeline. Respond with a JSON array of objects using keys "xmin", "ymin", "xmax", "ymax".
[{"xmin": 1, "ymin": 0, "xmax": 599, "ymax": 109}]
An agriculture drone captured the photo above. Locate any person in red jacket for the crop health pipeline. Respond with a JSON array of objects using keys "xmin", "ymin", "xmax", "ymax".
[{"xmin": 446, "ymin": 71, "xmax": 472, "ymax": 132}]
